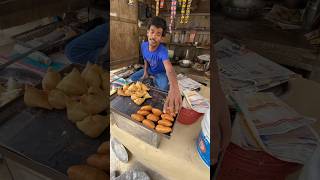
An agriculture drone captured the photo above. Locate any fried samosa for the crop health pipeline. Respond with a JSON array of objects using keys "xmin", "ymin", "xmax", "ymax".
[
  {"xmin": 131, "ymin": 94, "xmax": 139, "ymax": 101},
  {"xmin": 135, "ymin": 81, "xmax": 142, "ymax": 91},
  {"xmin": 24, "ymin": 85, "xmax": 52, "ymax": 110},
  {"xmin": 66, "ymin": 99, "xmax": 89, "ymax": 123},
  {"xmin": 48, "ymin": 89, "xmax": 69, "ymax": 109},
  {"xmin": 134, "ymin": 90, "xmax": 146, "ymax": 98},
  {"xmin": 81, "ymin": 87, "xmax": 107, "ymax": 114},
  {"xmin": 117, "ymin": 88, "xmax": 126, "ymax": 96},
  {"xmin": 81, "ymin": 62, "xmax": 93, "ymax": 77},
  {"xmin": 76, "ymin": 114, "xmax": 109, "ymax": 138},
  {"xmin": 83, "ymin": 64, "xmax": 102, "ymax": 88},
  {"xmin": 133, "ymin": 97, "xmax": 145, "ymax": 105},
  {"xmin": 141, "ymin": 83, "xmax": 150, "ymax": 91},
  {"xmin": 144, "ymin": 92, "xmax": 152, "ymax": 99},
  {"xmin": 124, "ymin": 89, "xmax": 133, "ymax": 96},
  {"xmin": 42, "ymin": 67, "xmax": 61, "ymax": 91},
  {"xmin": 56, "ymin": 68, "xmax": 87, "ymax": 96},
  {"xmin": 128, "ymin": 83, "xmax": 137, "ymax": 92},
  {"xmin": 122, "ymin": 84, "xmax": 129, "ymax": 91},
  {"xmin": 88, "ymin": 86, "xmax": 105, "ymax": 95}
]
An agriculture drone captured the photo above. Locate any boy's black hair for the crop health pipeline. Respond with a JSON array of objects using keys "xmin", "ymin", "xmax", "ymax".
[{"xmin": 147, "ymin": 16, "xmax": 167, "ymax": 37}]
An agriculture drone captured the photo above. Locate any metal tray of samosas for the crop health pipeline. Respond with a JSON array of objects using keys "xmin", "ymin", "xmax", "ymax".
[
  {"xmin": 0, "ymin": 63, "xmax": 94, "ymax": 126},
  {"xmin": 110, "ymin": 86, "xmax": 179, "ymax": 139},
  {"xmin": 57, "ymin": 63, "xmax": 84, "ymax": 75},
  {"xmin": 0, "ymin": 64, "xmax": 82, "ymax": 126},
  {"xmin": 0, "ymin": 63, "xmax": 108, "ymax": 175}
]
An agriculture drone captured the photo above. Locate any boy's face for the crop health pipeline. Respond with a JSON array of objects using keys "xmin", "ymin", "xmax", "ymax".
[{"xmin": 147, "ymin": 25, "xmax": 163, "ymax": 48}]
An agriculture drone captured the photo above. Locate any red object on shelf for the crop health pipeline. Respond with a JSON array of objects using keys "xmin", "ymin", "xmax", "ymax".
[
  {"xmin": 216, "ymin": 143, "xmax": 302, "ymax": 180},
  {"xmin": 177, "ymin": 107, "xmax": 203, "ymax": 124}
]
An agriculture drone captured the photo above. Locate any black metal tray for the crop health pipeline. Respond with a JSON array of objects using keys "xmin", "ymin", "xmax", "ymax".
[
  {"xmin": 0, "ymin": 67, "xmax": 43, "ymax": 126},
  {"xmin": 0, "ymin": 105, "xmax": 108, "ymax": 174},
  {"xmin": 110, "ymin": 86, "xmax": 179, "ymax": 139},
  {"xmin": 0, "ymin": 64, "xmax": 109, "ymax": 175}
]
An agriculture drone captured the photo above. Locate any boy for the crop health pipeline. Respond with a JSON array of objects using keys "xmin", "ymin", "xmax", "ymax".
[{"xmin": 129, "ymin": 17, "xmax": 181, "ymax": 114}]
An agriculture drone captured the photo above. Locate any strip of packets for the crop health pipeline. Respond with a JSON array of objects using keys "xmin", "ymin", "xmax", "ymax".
[{"xmin": 180, "ymin": 0, "xmax": 192, "ymax": 24}]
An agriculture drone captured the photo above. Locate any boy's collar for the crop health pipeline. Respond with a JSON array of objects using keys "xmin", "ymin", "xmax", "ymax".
[{"xmin": 148, "ymin": 42, "xmax": 161, "ymax": 52}]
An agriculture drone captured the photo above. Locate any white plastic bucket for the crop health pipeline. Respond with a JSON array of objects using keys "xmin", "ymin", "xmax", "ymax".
[{"xmin": 196, "ymin": 109, "xmax": 210, "ymax": 168}]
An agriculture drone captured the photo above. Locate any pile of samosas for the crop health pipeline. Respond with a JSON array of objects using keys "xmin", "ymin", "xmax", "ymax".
[
  {"xmin": 24, "ymin": 62, "xmax": 109, "ymax": 138},
  {"xmin": 68, "ymin": 141, "xmax": 109, "ymax": 180},
  {"xmin": 131, "ymin": 105, "xmax": 176, "ymax": 134},
  {"xmin": 117, "ymin": 81, "xmax": 152, "ymax": 105}
]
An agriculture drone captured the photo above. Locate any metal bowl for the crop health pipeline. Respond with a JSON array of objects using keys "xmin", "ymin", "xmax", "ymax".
[
  {"xmin": 220, "ymin": 0, "xmax": 264, "ymax": 9},
  {"xmin": 197, "ymin": 54, "xmax": 210, "ymax": 64},
  {"xmin": 179, "ymin": 60, "xmax": 193, "ymax": 68},
  {"xmin": 221, "ymin": 0, "xmax": 264, "ymax": 19},
  {"xmin": 222, "ymin": 6, "xmax": 260, "ymax": 19}
]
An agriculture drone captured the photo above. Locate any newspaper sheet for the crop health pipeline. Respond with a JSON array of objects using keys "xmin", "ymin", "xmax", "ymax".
[
  {"xmin": 177, "ymin": 74, "xmax": 202, "ymax": 93},
  {"xmin": 214, "ymin": 39, "xmax": 295, "ymax": 92},
  {"xmin": 183, "ymin": 89, "xmax": 209, "ymax": 113},
  {"xmin": 232, "ymin": 91, "xmax": 319, "ymax": 164},
  {"xmin": 232, "ymin": 92, "xmax": 316, "ymax": 135},
  {"xmin": 261, "ymin": 126, "xmax": 319, "ymax": 164}
]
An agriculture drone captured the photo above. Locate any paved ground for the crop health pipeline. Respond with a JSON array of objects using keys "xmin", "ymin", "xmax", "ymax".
[{"xmin": 110, "ymin": 138, "xmax": 168, "ymax": 180}]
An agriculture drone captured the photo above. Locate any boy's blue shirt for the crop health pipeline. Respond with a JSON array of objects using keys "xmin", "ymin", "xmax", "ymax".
[{"xmin": 141, "ymin": 41, "xmax": 169, "ymax": 74}]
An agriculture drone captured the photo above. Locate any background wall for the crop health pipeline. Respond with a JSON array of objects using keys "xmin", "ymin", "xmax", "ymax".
[
  {"xmin": 110, "ymin": 0, "xmax": 139, "ymax": 69},
  {"xmin": 0, "ymin": 0, "xmax": 90, "ymax": 29}
]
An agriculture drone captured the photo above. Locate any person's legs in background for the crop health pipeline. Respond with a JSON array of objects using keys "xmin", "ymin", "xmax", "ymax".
[
  {"xmin": 153, "ymin": 72, "xmax": 169, "ymax": 92},
  {"xmin": 128, "ymin": 69, "xmax": 144, "ymax": 82},
  {"xmin": 64, "ymin": 23, "xmax": 108, "ymax": 64},
  {"xmin": 128, "ymin": 70, "xmax": 169, "ymax": 92}
]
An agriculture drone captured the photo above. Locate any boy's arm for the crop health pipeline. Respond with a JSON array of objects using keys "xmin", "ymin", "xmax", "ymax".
[
  {"xmin": 163, "ymin": 60, "xmax": 182, "ymax": 115},
  {"xmin": 142, "ymin": 60, "xmax": 149, "ymax": 79},
  {"xmin": 140, "ymin": 43, "xmax": 149, "ymax": 80}
]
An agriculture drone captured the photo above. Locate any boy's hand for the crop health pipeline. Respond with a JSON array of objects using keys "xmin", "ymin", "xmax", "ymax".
[
  {"xmin": 140, "ymin": 72, "xmax": 149, "ymax": 80},
  {"xmin": 163, "ymin": 85, "xmax": 182, "ymax": 116}
]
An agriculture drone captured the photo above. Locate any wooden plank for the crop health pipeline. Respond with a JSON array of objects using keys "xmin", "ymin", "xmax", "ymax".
[
  {"xmin": 110, "ymin": 20, "xmax": 139, "ymax": 68},
  {"xmin": 110, "ymin": 0, "xmax": 137, "ymax": 21},
  {"xmin": 110, "ymin": 0, "xmax": 139, "ymax": 69},
  {"xmin": 118, "ymin": 0, "xmax": 137, "ymax": 21},
  {"xmin": 110, "ymin": 0, "xmax": 119, "ymax": 16},
  {"xmin": 110, "ymin": 56, "xmax": 139, "ymax": 69},
  {"xmin": 110, "ymin": 16, "xmax": 137, "ymax": 24}
]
